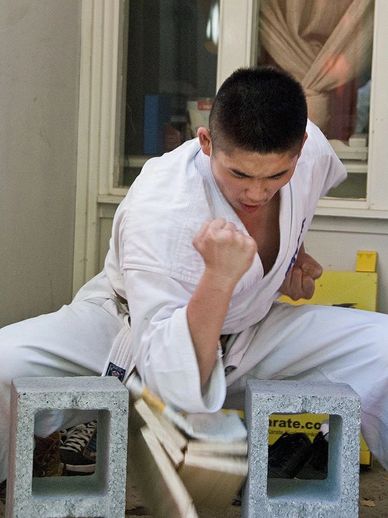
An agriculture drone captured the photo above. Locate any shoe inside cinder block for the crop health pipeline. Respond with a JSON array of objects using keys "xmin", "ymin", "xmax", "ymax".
[
  {"xmin": 296, "ymin": 431, "xmax": 329, "ymax": 480},
  {"xmin": 60, "ymin": 420, "xmax": 97, "ymax": 475},
  {"xmin": 268, "ymin": 432, "xmax": 312, "ymax": 479},
  {"xmin": 0, "ymin": 479, "xmax": 6, "ymax": 504},
  {"xmin": 33, "ymin": 431, "xmax": 63, "ymax": 477}
]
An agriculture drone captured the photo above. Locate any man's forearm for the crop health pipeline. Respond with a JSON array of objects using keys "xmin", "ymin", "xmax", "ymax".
[
  {"xmin": 187, "ymin": 269, "xmax": 236, "ymax": 386},
  {"xmin": 188, "ymin": 218, "xmax": 257, "ymax": 386}
]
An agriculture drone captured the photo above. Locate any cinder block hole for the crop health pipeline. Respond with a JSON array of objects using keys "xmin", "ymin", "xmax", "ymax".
[
  {"xmin": 267, "ymin": 414, "xmax": 341, "ymax": 501},
  {"xmin": 31, "ymin": 409, "xmax": 111, "ymax": 496}
]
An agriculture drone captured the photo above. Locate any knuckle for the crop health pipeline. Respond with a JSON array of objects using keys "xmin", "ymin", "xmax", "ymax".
[
  {"xmin": 224, "ymin": 221, "xmax": 235, "ymax": 229},
  {"xmin": 213, "ymin": 217, "xmax": 226, "ymax": 228}
]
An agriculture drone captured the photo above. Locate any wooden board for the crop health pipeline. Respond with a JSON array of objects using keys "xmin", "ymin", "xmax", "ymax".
[
  {"xmin": 178, "ymin": 453, "xmax": 247, "ymax": 509},
  {"xmin": 133, "ymin": 398, "xmax": 186, "ymax": 467},
  {"xmin": 128, "ymin": 425, "xmax": 198, "ymax": 518}
]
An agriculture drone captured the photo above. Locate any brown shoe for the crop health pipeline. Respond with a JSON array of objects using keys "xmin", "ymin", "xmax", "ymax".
[{"xmin": 33, "ymin": 431, "xmax": 63, "ymax": 477}]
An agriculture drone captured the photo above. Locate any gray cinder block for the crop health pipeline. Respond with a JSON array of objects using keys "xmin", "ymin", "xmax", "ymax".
[
  {"xmin": 243, "ymin": 380, "xmax": 361, "ymax": 518},
  {"xmin": 6, "ymin": 376, "xmax": 129, "ymax": 518}
]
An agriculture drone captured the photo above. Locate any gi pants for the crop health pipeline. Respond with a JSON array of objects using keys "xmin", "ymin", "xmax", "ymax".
[{"xmin": 0, "ymin": 299, "xmax": 387, "ymax": 481}]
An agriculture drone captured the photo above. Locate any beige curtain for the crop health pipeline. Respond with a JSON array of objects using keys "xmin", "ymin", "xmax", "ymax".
[{"xmin": 259, "ymin": 0, "xmax": 374, "ymax": 136}]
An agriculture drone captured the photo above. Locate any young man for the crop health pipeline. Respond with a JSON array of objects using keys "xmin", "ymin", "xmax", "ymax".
[{"xmin": 0, "ymin": 67, "xmax": 387, "ymax": 484}]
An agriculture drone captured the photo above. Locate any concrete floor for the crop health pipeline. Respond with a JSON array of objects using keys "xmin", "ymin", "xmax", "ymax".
[
  {"xmin": 1, "ymin": 462, "xmax": 386, "ymax": 517},
  {"xmin": 125, "ymin": 461, "xmax": 388, "ymax": 517}
]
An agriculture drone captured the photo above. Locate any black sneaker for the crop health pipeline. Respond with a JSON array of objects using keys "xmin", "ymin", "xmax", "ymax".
[
  {"xmin": 33, "ymin": 431, "xmax": 63, "ymax": 477},
  {"xmin": 296, "ymin": 431, "xmax": 329, "ymax": 480},
  {"xmin": 0, "ymin": 480, "xmax": 6, "ymax": 505},
  {"xmin": 60, "ymin": 420, "xmax": 97, "ymax": 475},
  {"xmin": 268, "ymin": 432, "xmax": 312, "ymax": 478}
]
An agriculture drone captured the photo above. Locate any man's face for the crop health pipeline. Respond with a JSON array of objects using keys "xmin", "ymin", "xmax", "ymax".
[{"xmin": 198, "ymin": 128, "xmax": 305, "ymax": 219}]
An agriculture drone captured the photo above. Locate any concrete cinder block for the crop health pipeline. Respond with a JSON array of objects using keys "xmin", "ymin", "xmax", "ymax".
[
  {"xmin": 6, "ymin": 376, "xmax": 129, "ymax": 518},
  {"xmin": 243, "ymin": 380, "xmax": 361, "ymax": 518}
]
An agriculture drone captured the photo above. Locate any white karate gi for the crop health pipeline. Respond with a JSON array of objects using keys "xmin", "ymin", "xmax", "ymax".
[{"xmin": 0, "ymin": 121, "xmax": 388, "ymax": 483}]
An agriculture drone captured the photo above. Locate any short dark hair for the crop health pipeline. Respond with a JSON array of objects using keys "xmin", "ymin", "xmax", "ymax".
[{"xmin": 209, "ymin": 66, "xmax": 307, "ymax": 154}]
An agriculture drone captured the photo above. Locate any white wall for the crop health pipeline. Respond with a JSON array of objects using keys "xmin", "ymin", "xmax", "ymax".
[{"xmin": 0, "ymin": 1, "xmax": 81, "ymax": 326}]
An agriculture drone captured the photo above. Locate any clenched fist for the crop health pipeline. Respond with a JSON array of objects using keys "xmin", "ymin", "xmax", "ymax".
[
  {"xmin": 193, "ymin": 218, "xmax": 257, "ymax": 285},
  {"xmin": 280, "ymin": 246, "xmax": 322, "ymax": 300}
]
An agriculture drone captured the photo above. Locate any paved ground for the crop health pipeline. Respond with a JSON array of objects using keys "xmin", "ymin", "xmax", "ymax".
[
  {"xmin": 125, "ymin": 461, "xmax": 388, "ymax": 517},
  {"xmin": 1, "ymin": 461, "xmax": 386, "ymax": 517}
]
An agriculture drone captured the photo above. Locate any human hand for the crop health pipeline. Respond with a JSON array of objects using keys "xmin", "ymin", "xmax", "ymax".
[
  {"xmin": 193, "ymin": 218, "xmax": 257, "ymax": 286},
  {"xmin": 280, "ymin": 249, "xmax": 322, "ymax": 300}
]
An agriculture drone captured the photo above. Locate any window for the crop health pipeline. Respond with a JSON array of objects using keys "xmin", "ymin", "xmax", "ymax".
[
  {"xmin": 116, "ymin": 0, "xmax": 219, "ymax": 188},
  {"xmin": 257, "ymin": 0, "xmax": 373, "ymax": 202},
  {"xmin": 73, "ymin": 0, "xmax": 257, "ymax": 288},
  {"xmin": 80, "ymin": 0, "xmax": 388, "ymax": 213},
  {"xmin": 255, "ymin": 0, "xmax": 388, "ymax": 215}
]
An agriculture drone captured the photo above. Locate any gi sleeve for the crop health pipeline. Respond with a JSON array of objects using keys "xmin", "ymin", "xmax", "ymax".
[
  {"xmin": 306, "ymin": 120, "xmax": 347, "ymax": 197},
  {"xmin": 123, "ymin": 269, "xmax": 226, "ymax": 413},
  {"xmin": 319, "ymin": 148, "xmax": 347, "ymax": 197}
]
